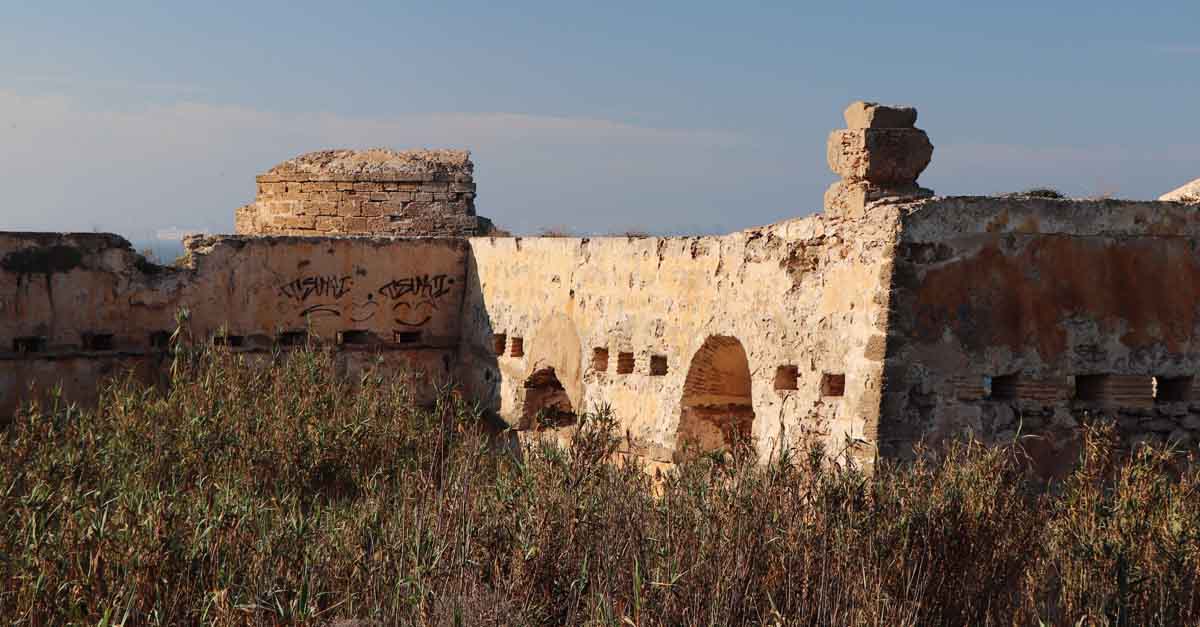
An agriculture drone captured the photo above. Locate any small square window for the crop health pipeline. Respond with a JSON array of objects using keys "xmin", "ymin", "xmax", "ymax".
[
  {"xmin": 149, "ymin": 330, "xmax": 171, "ymax": 349},
  {"xmin": 821, "ymin": 373, "xmax": 846, "ymax": 397},
  {"xmin": 337, "ymin": 330, "xmax": 375, "ymax": 345},
  {"xmin": 774, "ymin": 365, "xmax": 799, "ymax": 392},
  {"xmin": 214, "ymin": 334, "xmax": 245, "ymax": 348},
  {"xmin": 616, "ymin": 352, "xmax": 635, "ymax": 375},
  {"xmin": 276, "ymin": 331, "xmax": 307, "ymax": 347},
  {"xmin": 13, "ymin": 336, "xmax": 47, "ymax": 353},
  {"xmin": 592, "ymin": 347, "xmax": 609, "ymax": 372},
  {"xmin": 395, "ymin": 331, "xmax": 421, "ymax": 344},
  {"xmin": 990, "ymin": 374, "xmax": 1018, "ymax": 400},
  {"xmin": 82, "ymin": 332, "xmax": 114, "ymax": 351}
]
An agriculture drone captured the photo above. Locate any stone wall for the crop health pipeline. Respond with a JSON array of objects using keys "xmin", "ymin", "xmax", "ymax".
[
  {"xmin": 236, "ymin": 149, "xmax": 495, "ymax": 237},
  {"xmin": 459, "ymin": 211, "xmax": 896, "ymax": 466},
  {"xmin": 0, "ymin": 232, "xmax": 467, "ymax": 414},
  {"xmin": 882, "ymin": 196, "xmax": 1200, "ymax": 473}
]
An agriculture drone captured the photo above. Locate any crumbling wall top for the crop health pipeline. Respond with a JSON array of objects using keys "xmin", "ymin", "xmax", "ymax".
[
  {"xmin": 1161, "ymin": 178, "xmax": 1200, "ymax": 203},
  {"xmin": 896, "ymin": 196, "xmax": 1200, "ymax": 241},
  {"xmin": 263, "ymin": 149, "xmax": 473, "ymax": 181}
]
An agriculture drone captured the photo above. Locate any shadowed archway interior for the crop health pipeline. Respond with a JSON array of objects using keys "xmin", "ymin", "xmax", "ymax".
[
  {"xmin": 521, "ymin": 367, "xmax": 575, "ymax": 428},
  {"xmin": 676, "ymin": 335, "xmax": 756, "ymax": 459}
]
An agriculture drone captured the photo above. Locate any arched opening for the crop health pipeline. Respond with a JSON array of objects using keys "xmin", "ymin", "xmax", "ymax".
[
  {"xmin": 521, "ymin": 367, "xmax": 575, "ymax": 428},
  {"xmin": 676, "ymin": 335, "xmax": 756, "ymax": 458}
]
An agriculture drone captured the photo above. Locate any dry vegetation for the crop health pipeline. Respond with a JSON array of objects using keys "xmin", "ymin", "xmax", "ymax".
[{"xmin": 2, "ymin": 345, "xmax": 1199, "ymax": 625}]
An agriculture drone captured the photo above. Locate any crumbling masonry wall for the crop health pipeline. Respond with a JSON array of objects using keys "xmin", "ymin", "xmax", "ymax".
[
  {"xmin": 0, "ymin": 233, "xmax": 467, "ymax": 415},
  {"xmin": 459, "ymin": 213, "xmax": 895, "ymax": 465},
  {"xmin": 881, "ymin": 196, "xmax": 1200, "ymax": 474},
  {"xmin": 4, "ymin": 102, "xmax": 1200, "ymax": 471}
]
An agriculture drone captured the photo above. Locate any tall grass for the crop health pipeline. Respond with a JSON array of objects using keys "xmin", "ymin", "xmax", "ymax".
[{"xmin": 1, "ymin": 346, "xmax": 1198, "ymax": 625}]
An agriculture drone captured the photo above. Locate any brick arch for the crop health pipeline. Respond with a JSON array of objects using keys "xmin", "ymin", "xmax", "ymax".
[{"xmin": 676, "ymin": 335, "xmax": 755, "ymax": 458}]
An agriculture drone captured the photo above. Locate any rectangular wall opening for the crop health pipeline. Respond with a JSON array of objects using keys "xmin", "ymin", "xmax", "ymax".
[
  {"xmin": 82, "ymin": 332, "xmax": 115, "ymax": 351},
  {"xmin": 213, "ymin": 334, "xmax": 245, "ymax": 348},
  {"xmin": 276, "ymin": 331, "xmax": 307, "ymax": 347},
  {"xmin": 649, "ymin": 355, "xmax": 668, "ymax": 376},
  {"xmin": 509, "ymin": 337, "xmax": 524, "ymax": 357},
  {"xmin": 989, "ymin": 374, "xmax": 1018, "ymax": 400},
  {"xmin": 1073, "ymin": 374, "xmax": 1154, "ymax": 407},
  {"xmin": 149, "ymin": 330, "xmax": 171, "ymax": 349},
  {"xmin": 774, "ymin": 365, "xmax": 799, "ymax": 392},
  {"xmin": 395, "ymin": 331, "xmax": 421, "ymax": 344},
  {"xmin": 820, "ymin": 373, "xmax": 846, "ymax": 397},
  {"xmin": 592, "ymin": 347, "xmax": 609, "ymax": 372},
  {"xmin": 13, "ymin": 336, "xmax": 47, "ymax": 353},
  {"xmin": 1074, "ymin": 374, "xmax": 1107, "ymax": 401},
  {"xmin": 616, "ymin": 351, "xmax": 635, "ymax": 375},
  {"xmin": 492, "ymin": 333, "xmax": 507, "ymax": 355},
  {"xmin": 337, "ymin": 330, "xmax": 377, "ymax": 345},
  {"xmin": 1155, "ymin": 376, "xmax": 1193, "ymax": 403}
]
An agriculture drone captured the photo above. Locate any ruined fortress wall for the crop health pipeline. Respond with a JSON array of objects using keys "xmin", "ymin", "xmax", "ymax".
[
  {"xmin": 0, "ymin": 221, "xmax": 899, "ymax": 465},
  {"xmin": 460, "ymin": 210, "xmax": 898, "ymax": 464},
  {"xmin": 0, "ymin": 233, "xmax": 468, "ymax": 414},
  {"xmin": 881, "ymin": 196, "xmax": 1200, "ymax": 472}
]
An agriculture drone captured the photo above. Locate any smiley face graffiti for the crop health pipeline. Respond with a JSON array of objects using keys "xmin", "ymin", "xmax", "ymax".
[
  {"xmin": 378, "ymin": 275, "xmax": 456, "ymax": 327},
  {"xmin": 279, "ymin": 272, "xmax": 456, "ymax": 328}
]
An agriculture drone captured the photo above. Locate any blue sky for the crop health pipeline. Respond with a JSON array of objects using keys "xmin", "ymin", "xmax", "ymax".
[{"xmin": 1, "ymin": 1, "xmax": 1197, "ymax": 237}]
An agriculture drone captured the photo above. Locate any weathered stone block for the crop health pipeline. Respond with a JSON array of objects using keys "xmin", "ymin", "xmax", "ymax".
[
  {"xmin": 824, "ymin": 180, "xmax": 933, "ymax": 217},
  {"xmin": 308, "ymin": 201, "xmax": 337, "ymax": 216},
  {"xmin": 827, "ymin": 128, "xmax": 933, "ymax": 184},
  {"xmin": 365, "ymin": 216, "xmax": 392, "ymax": 231},
  {"xmin": 843, "ymin": 101, "xmax": 917, "ymax": 129},
  {"xmin": 277, "ymin": 216, "xmax": 317, "ymax": 229}
]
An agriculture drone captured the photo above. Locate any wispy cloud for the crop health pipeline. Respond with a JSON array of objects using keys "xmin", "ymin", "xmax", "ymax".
[
  {"xmin": 1152, "ymin": 44, "xmax": 1200, "ymax": 55},
  {"xmin": 9, "ymin": 74, "xmax": 212, "ymax": 95}
]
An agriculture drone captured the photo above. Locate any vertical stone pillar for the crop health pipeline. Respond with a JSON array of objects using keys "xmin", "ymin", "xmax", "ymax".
[{"xmin": 824, "ymin": 101, "xmax": 934, "ymax": 218}]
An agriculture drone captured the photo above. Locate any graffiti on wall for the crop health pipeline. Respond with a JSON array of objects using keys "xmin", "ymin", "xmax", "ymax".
[
  {"xmin": 378, "ymin": 275, "xmax": 456, "ymax": 327},
  {"xmin": 277, "ymin": 271, "xmax": 457, "ymax": 327}
]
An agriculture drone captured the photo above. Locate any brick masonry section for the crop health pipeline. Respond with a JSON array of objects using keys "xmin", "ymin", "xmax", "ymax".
[{"xmin": 235, "ymin": 149, "xmax": 498, "ymax": 237}]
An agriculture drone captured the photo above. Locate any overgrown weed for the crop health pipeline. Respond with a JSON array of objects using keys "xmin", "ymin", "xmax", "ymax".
[{"xmin": 1, "ymin": 346, "xmax": 1198, "ymax": 625}]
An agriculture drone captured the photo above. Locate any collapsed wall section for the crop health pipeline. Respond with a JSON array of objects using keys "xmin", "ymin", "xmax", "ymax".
[
  {"xmin": 460, "ymin": 210, "xmax": 899, "ymax": 466},
  {"xmin": 882, "ymin": 196, "xmax": 1200, "ymax": 472},
  {"xmin": 0, "ymin": 232, "xmax": 468, "ymax": 414}
]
